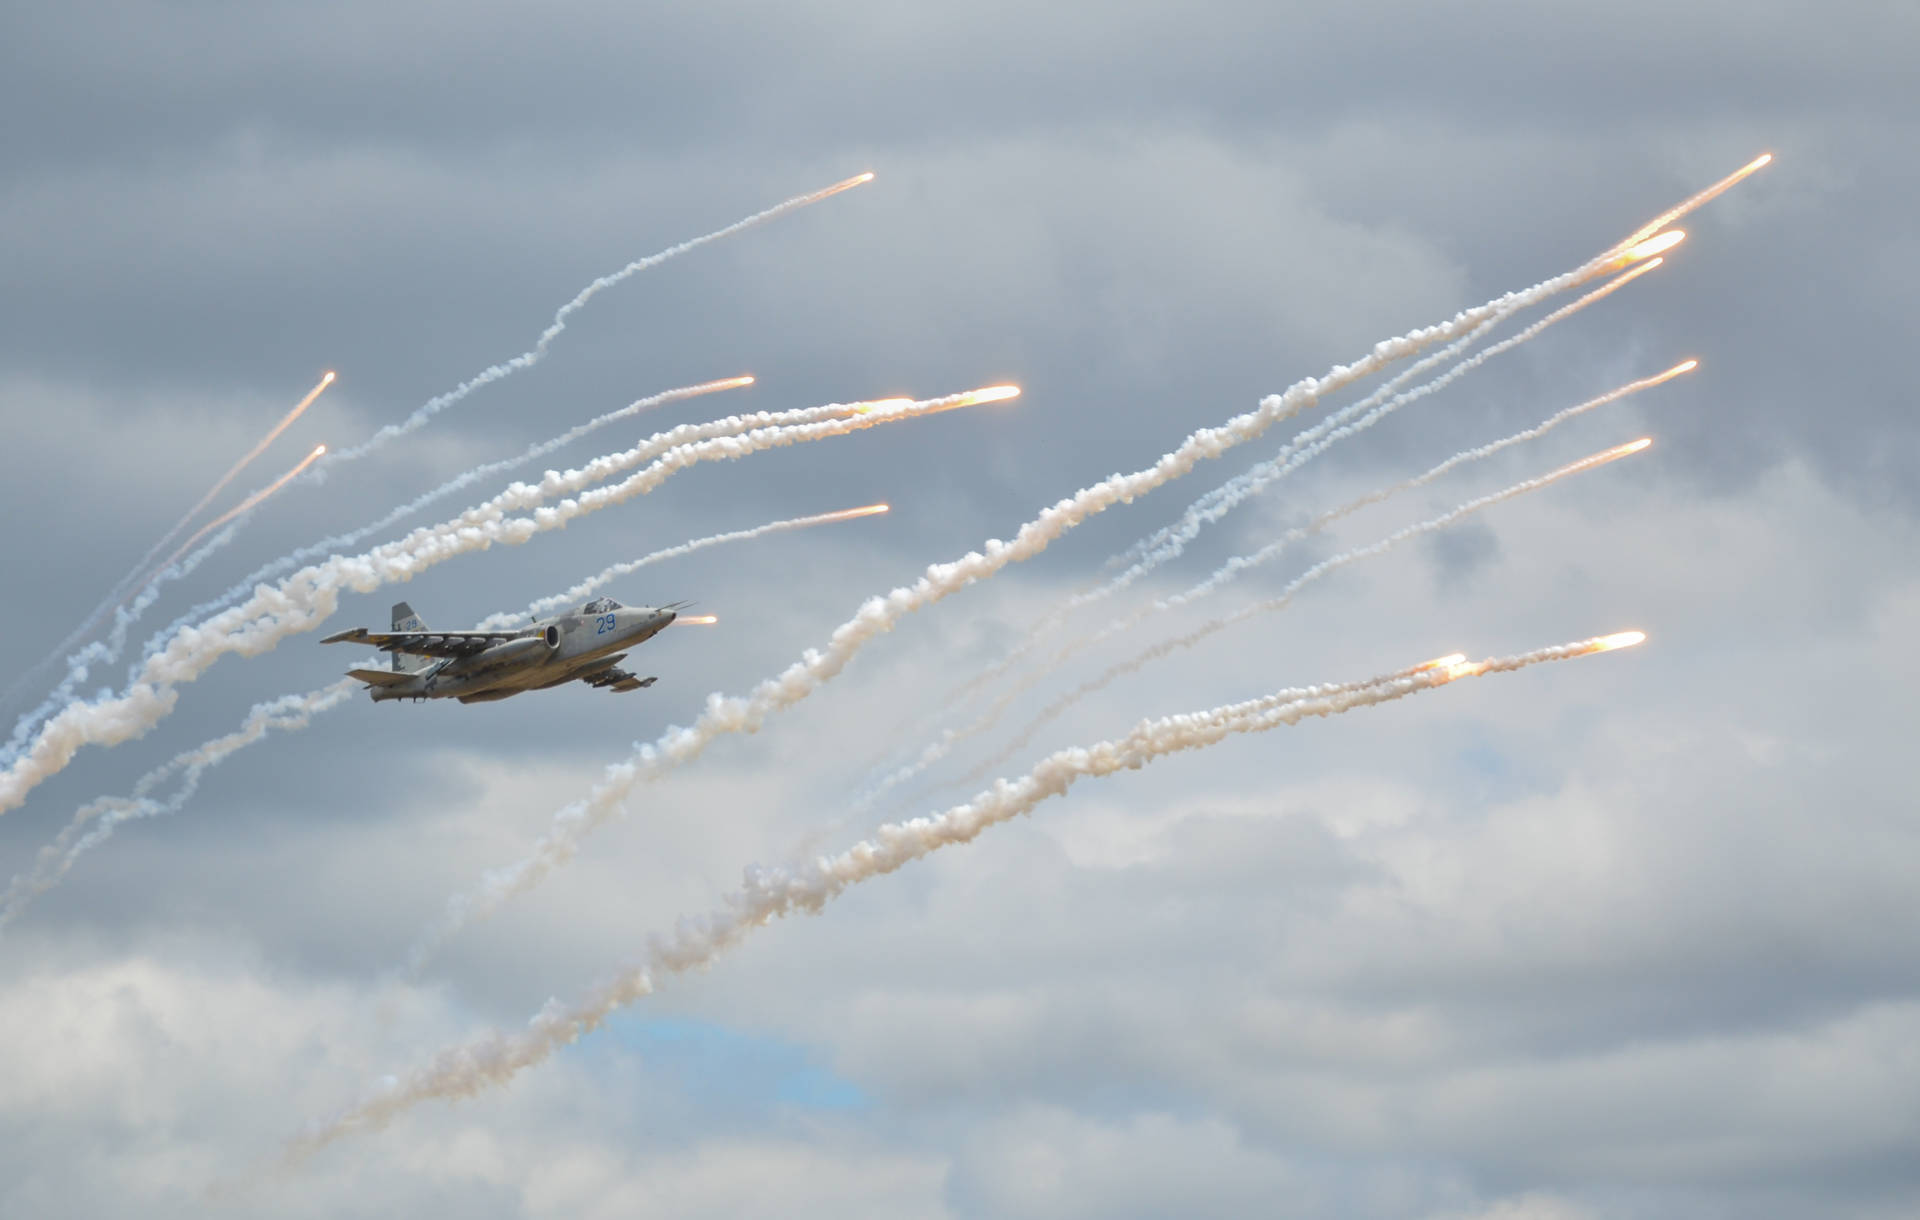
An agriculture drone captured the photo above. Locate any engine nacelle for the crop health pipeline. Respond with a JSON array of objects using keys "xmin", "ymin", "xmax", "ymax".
[{"xmin": 456, "ymin": 632, "xmax": 559, "ymax": 672}]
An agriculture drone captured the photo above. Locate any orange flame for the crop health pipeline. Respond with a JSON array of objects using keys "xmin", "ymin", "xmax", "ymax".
[
  {"xmin": 1411, "ymin": 652, "xmax": 1468, "ymax": 673},
  {"xmin": 849, "ymin": 385, "xmax": 1021, "ymax": 417},
  {"xmin": 1588, "ymin": 630, "xmax": 1647, "ymax": 653},
  {"xmin": 676, "ymin": 615, "xmax": 719, "ymax": 626},
  {"xmin": 1556, "ymin": 437, "xmax": 1653, "ymax": 479},
  {"xmin": 1618, "ymin": 229, "xmax": 1686, "ymax": 265},
  {"xmin": 810, "ymin": 172, "xmax": 876, "ymax": 203},
  {"xmin": 1612, "ymin": 153, "xmax": 1773, "ymax": 256},
  {"xmin": 959, "ymin": 384, "xmax": 1021, "ymax": 406},
  {"xmin": 826, "ymin": 503, "xmax": 890, "ymax": 520}
]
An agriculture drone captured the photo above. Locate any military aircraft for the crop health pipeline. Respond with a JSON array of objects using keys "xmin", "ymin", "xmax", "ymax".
[{"xmin": 321, "ymin": 597, "xmax": 677, "ymax": 703}]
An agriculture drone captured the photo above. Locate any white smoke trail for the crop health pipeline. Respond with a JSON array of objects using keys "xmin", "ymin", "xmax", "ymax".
[
  {"xmin": 0, "ymin": 679, "xmax": 361, "ymax": 933},
  {"xmin": 43, "ymin": 373, "xmax": 341, "ymax": 685},
  {"xmin": 475, "ymin": 503, "xmax": 889, "ymax": 631},
  {"xmin": 3, "ymin": 450, "xmax": 331, "ymax": 774},
  {"xmin": 409, "ymin": 252, "xmax": 1641, "ymax": 963},
  {"xmin": 960, "ymin": 441, "xmax": 1652, "ymax": 783},
  {"xmin": 942, "ymin": 258, "xmax": 1661, "ymax": 717},
  {"xmin": 862, "ymin": 392, "xmax": 1672, "ymax": 811},
  {"xmin": 1086, "ymin": 258, "xmax": 1665, "ymax": 610},
  {"xmin": 326, "ymin": 173, "xmax": 871, "ymax": 464},
  {"xmin": 295, "ymin": 633, "xmax": 1634, "ymax": 1159},
  {"xmin": 2, "ymin": 512, "xmax": 259, "ymax": 775},
  {"xmin": 144, "ymin": 444, "xmax": 332, "ymax": 591},
  {"xmin": 3, "ymin": 378, "xmax": 753, "ymax": 775},
  {"xmin": 0, "ymin": 389, "xmax": 999, "ymax": 815}
]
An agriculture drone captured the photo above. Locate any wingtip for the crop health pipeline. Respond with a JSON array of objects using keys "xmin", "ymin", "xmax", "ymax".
[{"xmin": 320, "ymin": 628, "xmax": 367, "ymax": 645}]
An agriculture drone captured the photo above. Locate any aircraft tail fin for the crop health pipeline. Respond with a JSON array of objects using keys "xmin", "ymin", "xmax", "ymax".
[{"xmin": 390, "ymin": 602, "xmax": 433, "ymax": 674}]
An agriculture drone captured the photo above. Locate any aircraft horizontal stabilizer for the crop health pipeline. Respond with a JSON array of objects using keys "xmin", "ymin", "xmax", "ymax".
[{"xmin": 347, "ymin": 668, "xmax": 415, "ymax": 688}]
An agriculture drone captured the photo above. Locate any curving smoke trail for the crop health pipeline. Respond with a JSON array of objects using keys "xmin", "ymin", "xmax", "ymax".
[
  {"xmin": 291, "ymin": 632, "xmax": 1637, "ymax": 1161},
  {"xmin": 326, "ymin": 173, "xmax": 872, "ymax": 464},
  {"xmin": 0, "ymin": 388, "xmax": 1000, "ymax": 816},
  {"xmin": 407, "ymin": 248, "xmax": 1644, "ymax": 965},
  {"xmin": 860, "ymin": 362, "xmax": 1694, "ymax": 810},
  {"xmin": 0, "ymin": 678, "xmax": 362, "ymax": 933},
  {"xmin": 475, "ymin": 503, "xmax": 890, "ymax": 631},
  {"xmin": 958, "ymin": 440, "xmax": 1653, "ymax": 785}
]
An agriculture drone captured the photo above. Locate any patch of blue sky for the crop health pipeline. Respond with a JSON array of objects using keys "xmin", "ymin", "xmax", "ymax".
[{"xmin": 587, "ymin": 1015, "xmax": 869, "ymax": 1115}]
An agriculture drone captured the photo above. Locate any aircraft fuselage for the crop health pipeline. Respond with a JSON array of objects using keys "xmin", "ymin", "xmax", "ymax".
[{"xmin": 369, "ymin": 605, "xmax": 674, "ymax": 703}]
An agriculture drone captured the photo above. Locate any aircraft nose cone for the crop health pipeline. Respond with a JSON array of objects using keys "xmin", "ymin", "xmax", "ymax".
[{"xmin": 655, "ymin": 609, "xmax": 676, "ymax": 629}]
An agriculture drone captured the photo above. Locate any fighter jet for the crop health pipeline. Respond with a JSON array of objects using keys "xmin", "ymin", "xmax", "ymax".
[{"xmin": 321, "ymin": 597, "xmax": 677, "ymax": 703}]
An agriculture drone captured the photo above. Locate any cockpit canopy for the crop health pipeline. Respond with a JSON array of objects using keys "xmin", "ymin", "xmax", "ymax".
[{"xmin": 579, "ymin": 597, "xmax": 624, "ymax": 615}]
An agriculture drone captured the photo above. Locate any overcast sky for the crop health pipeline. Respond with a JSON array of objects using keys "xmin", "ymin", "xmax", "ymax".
[{"xmin": 3, "ymin": 2, "xmax": 1917, "ymax": 1217}]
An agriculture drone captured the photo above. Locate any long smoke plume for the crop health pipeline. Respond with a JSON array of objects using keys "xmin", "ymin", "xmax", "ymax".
[{"xmin": 297, "ymin": 633, "xmax": 1637, "ymax": 1160}]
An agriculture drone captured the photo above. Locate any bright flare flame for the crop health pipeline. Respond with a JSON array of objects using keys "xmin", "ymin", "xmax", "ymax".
[
  {"xmin": 1590, "ymin": 630, "xmax": 1647, "ymax": 653},
  {"xmin": 810, "ymin": 172, "xmax": 876, "ymax": 203},
  {"xmin": 1432, "ymin": 630, "xmax": 1647, "ymax": 683},
  {"xmin": 1612, "ymin": 153, "xmax": 1773, "ymax": 256},
  {"xmin": 827, "ymin": 503, "xmax": 890, "ymax": 520},
  {"xmin": 1560, "ymin": 436, "xmax": 1654, "ymax": 477},
  {"xmin": 959, "ymin": 384, "xmax": 1021, "ymax": 406},
  {"xmin": 1620, "ymin": 229, "xmax": 1686, "ymax": 264},
  {"xmin": 847, "ymin": 397, "xmax": 915, "ymax": 416},
  {"xmin": 1412, "ymin": 652, "xmax": 1469, "ymax": 673},
  {"xmin": 676, "ymin": 615, "xmax": 719, "ymax": 626},
  {"xmin": 849, "ymin": 385, "xmax": 1021, "ymax": 417}
]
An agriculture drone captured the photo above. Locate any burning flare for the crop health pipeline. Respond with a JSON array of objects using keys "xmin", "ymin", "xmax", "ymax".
[
  {"xmin": 676, "ymin": 615, "xmax": 719, "ymax": 626},
  {"xmin": 851, "ymin": 384, "xmax": 1020, "ymax": 416},
  {"xmin": 1614, "ymin": 229, "xmax": 1686, "ymax": 266},
  {"xmin": 1611, "ymin": 153, "xmax": 1772, "ymax": 257},
  {"xmin": 1589, "ymin": 630, "xmax": 1647, "ymax": 653},
  {"xmin": 113, "ymin": 370, "xmax": 340, "ymax": 607}
]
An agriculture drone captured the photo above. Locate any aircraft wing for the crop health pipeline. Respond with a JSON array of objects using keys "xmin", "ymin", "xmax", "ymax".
[{"xmin": 319, "ymin": 627, "xmax": 524, "ymax": 658}]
